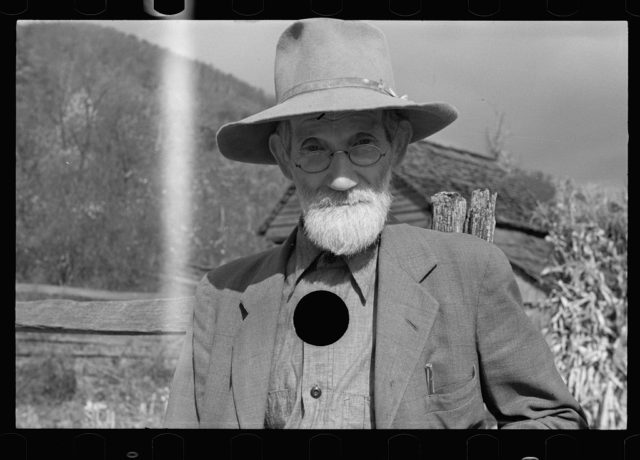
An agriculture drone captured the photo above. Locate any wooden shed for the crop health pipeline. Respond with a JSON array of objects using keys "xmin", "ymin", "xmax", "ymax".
[{"xmin": 258, "ymin": 140, "xmax": 556, "ymax": 305}]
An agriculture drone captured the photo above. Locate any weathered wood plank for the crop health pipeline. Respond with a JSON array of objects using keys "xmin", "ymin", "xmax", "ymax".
[
  {"xmin": 16, "ymin": 352, "xmax": 158, "ymax": 359},
  {"xmin": 464, "ymin": 189, "xmax": 497, "ymax": 243},
  {"xmin": 431, "ymin": 189, "xmax": 498, "ymax": 244},
  {"xmin": 431, "ymin": 191, "xmax": 467, "ymax": 234},
  {"xmin": 15, "ymin": 283, "xmax": 160, "ymax": 301},
  {"xmin": 16, "ymin": 332, "xmax": 185, "ymax": 358},
  {"xmin": 15, "ymin": 296, "xmax": 194, "ymax": 335}
]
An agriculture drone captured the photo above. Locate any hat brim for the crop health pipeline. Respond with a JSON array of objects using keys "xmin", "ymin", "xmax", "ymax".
[{"xmin": 216, "ymin": 87, "xmax": 458, "ymax": 164}]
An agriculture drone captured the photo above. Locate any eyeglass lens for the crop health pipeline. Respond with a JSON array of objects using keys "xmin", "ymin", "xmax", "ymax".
[{"xmin": 298, "ymin": 145, "xmax": 383, "ymax": 172}]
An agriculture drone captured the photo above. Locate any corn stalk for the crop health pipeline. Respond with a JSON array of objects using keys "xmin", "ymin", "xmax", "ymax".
[{"xmin": 532, "ymin": 180, "xmax": 627, "ymax": 429}]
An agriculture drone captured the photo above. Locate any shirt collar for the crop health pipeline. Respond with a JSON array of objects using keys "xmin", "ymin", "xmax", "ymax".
[
  {"xmin": 289, "ymin": 222, "xmax": 380, "ymax": 304},
  {"xmin": 343, "ymin": 240, "xmax": 379, "ymax": 302},
  {"xmin": 290, "ymin": 223, "xmax": 324, "ymax": 285}
]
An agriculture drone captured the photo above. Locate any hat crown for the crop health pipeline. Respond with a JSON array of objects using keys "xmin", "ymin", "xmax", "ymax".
[{"xmin": 274, "ymin": 19, "xmax": 396, "ymax": 103}]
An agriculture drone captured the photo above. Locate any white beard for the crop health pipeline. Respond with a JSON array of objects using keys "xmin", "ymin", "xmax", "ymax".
[{"xmin": 298, "ymin": 183, "xmax": 393, "ymax": 257}]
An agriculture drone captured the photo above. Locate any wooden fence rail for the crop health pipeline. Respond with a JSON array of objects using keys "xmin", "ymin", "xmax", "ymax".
[
  {"xmin": 15, "ymin": 188, "xmax": 496, "ymax": 336},
  {"xmin": 15, "ymin": 283, "xmax": 161, "ymax": 301},
  {"xmin": 16, "ymin": 296, "xmax": 194, "ymax": 335},
  {"xmin": 15, "ymin": 333, "xmax": 185, "ymax": 358}
]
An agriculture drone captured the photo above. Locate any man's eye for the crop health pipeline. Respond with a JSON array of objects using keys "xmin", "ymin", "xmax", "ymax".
[
  {"xmin": 354, "ymin": 138, "xmax": 375, "ymax": 146},
  {"xmin": 300, "ymin": 144, "xmax": 325, "ymax": 154}
]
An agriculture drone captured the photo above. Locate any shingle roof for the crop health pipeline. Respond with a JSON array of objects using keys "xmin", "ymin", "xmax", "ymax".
[
  {"xmin": 257, "ymin": 140, "xmax": 556, "ymax": 285},
  {"xmin": 398, "ymin": 141, "xmax": 551, "ymax": 233}
]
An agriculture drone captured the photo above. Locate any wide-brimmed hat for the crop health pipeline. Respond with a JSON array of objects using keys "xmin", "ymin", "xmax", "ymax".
[{"xmin": 216, "ymin": 18, "xmax": 458, "ymax": 164}]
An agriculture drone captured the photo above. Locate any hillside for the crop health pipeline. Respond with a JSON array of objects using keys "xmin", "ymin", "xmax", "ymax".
[{"xmin": 16, "ymin": 22, "xmax": 289, "ymax": 292}]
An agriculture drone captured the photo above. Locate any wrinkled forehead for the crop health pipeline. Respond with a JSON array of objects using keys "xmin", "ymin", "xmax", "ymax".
[{"xmin": 290, "ymin": 110, "xmax": 384, "ymax": 138}]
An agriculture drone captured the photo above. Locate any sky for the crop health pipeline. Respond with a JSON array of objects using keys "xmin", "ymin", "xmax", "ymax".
[{"xmin": 99, "ymin": 20, "xmax": 627, "ymax": 189}]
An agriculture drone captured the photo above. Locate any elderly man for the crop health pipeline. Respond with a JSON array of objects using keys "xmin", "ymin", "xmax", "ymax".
[{"xmin": 164, "ymin": 18, "xmax": 588, "ymax": 429}]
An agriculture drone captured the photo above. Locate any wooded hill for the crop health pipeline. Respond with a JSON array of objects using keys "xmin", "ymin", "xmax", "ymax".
[{"xmin": 16, "ymin": 22, "xmax": 289, "ymax": 292}]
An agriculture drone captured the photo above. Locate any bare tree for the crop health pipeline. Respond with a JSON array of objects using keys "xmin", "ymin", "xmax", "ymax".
[{"xmin": 485, "ymin": 107, "xmax": 518, "ymax": 171}]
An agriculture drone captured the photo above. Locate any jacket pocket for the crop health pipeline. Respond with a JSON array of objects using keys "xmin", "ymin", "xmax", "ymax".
[
  {"xmin": 393, "ymin": 365, "xmax": 486, "ymax": 429},
  {"xmin": 425, "ymin": 364, "xmax": 478, "ymax": 413}
]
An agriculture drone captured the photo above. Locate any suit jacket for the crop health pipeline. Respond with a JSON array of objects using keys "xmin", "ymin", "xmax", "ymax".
[{"xmin": 164, "ymin": 223, "xmax": 588, "ymax": 429}]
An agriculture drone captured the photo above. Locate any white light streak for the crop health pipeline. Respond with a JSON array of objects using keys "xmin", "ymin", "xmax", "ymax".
[{"xmin": 158, "ymin": 21, "xmax": 195, "ymax": 299}]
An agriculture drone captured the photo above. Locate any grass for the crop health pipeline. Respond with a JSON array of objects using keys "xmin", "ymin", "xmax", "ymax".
[{"xmin": 16, "ymin": 336, "xmax": 180, "ymax": 428}]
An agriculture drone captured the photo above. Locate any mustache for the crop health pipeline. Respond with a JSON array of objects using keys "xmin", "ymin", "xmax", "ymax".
[{"xmin": 309, "ymin": 188, "xmax": 380, "ymax": 209}]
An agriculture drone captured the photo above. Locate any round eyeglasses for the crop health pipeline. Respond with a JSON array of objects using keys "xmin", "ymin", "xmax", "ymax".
[{"xmin": 294, "ymin": 144, "xmax": 387, "ymax": 173}]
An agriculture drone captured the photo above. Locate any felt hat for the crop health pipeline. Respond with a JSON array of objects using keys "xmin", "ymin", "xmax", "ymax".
[{"xmin": 216, "ymin": 18, "xmax": 458, "ymax": 164}]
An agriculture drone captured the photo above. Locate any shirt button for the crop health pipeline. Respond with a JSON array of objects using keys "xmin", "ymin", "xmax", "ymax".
[{"xmin": 310, "ymin": 385, "xmax": 322, "ymax": 399}]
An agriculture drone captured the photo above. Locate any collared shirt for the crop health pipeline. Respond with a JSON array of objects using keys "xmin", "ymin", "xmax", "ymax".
[{"xmin": 264, "ymin": 225, "xmax": 379, "ymax": 429}]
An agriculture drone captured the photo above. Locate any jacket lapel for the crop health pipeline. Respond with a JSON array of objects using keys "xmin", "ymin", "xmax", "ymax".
[
  {"xmin": 374, "ymin": 224, "xmax": 440, "ymax": 428},
  {"xmin": 231, "ymin": 229, "xmax": 296, "ymax": 428}
]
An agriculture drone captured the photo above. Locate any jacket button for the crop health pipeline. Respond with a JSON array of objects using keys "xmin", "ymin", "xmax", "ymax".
[{"xmin": 310, "ymin": 385, "xmax": 322, "ymax": 399}]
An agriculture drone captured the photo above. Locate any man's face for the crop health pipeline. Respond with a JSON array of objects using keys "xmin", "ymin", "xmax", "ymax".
[
  {"xmin": 288, "ymin": 110, "xmax": 393, "ymax": 197},
  {"xmin": 269, "ymin": 110, "xmax": 411, "ymax": 256}
]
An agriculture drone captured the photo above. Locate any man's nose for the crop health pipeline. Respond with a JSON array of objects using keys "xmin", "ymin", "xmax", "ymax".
[{"xmin": 327, "ymin": 152, "xmax": 358, "ymax": 191}]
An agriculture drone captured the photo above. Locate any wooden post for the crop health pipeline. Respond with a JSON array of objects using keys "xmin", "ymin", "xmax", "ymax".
[
  {"xmin": 431, "ymin": 189, "xmax": 497, "ymax": 243},
  {"xmin": 431, "ymin": 192, "xmax": 467, "ymax": 234},
  {"xmin": 464, "ymin": 189, "xmax": 497, "ymax": 243}
]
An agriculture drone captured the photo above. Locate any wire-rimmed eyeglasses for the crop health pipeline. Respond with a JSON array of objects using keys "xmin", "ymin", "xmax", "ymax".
[{"xmin": 294, "ymin": 144, "xmax": 387, "ymax": 173}]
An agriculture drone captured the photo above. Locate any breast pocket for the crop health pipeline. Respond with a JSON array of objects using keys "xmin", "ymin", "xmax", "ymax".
[{"xmin": 425, "ymin": 364, "xmax": 479, "ymax": 414}]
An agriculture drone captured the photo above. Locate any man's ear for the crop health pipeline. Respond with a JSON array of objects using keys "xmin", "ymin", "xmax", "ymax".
[
  {"xmin": 268, "ymin": 132, "xmax": 293, "ymax": 180},
  {"xmin": 390, "ymin": 119, "xmax": 412, "ymax": 167}
]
